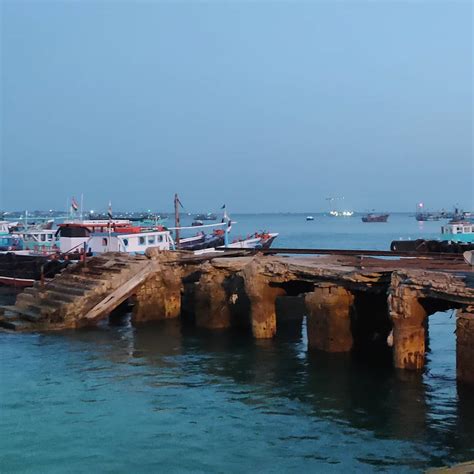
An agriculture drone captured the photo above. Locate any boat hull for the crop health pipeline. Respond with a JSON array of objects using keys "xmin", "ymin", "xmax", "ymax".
[
  {"xmin": 0, "ymin": 253, "xmax": 70, "ymax": 287},
  {"xmin": 362, "ymin": 214, "xmax": 389, "ymax": 223}
]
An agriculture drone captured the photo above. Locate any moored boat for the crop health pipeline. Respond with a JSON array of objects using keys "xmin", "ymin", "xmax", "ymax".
[
  {"xmin": 415, "ymin": 212, "xmax": 440, "ymax": 221},
  {"xmin": 362, "ymin": 213, "xmax": 389, "ymax": 223},
  {"xmin": 195, "ymin": 213, "xmax": 217, "ymax": 221},
  {"xmin": 441, "ymin": 220, "xmax": 474, "ymax": 243},
  {"xmin": 223, "ymin": 232, "xmax": 279, "ymax": 249},
  {"xmin": 0, "ymin": 252, "xmax": 70, "ymax": 287}
]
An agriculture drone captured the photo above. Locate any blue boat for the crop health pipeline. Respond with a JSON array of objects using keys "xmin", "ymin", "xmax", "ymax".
[{"xmin": 441, "ymin": 220, "xmax": 474, "ymax": 243}]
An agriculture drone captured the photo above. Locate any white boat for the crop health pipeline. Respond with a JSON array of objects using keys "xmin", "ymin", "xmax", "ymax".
[
  {"xmin": 0, "ymin": 221, "xmax": 16, "ymax": 235},
  {"xmin": 329, "ymin": 210, "xmax": 354, "ymax": 217},
  {"xmin": 225, "ymin": 232, "xmax": 279, "ymax": 249},
  {"xmin": 306, "ymin": 216, "xmax": 314, "ymax": 221},
  {"xmin": 87, "ymin": 228, "xmax": 174, "ymax": 253},
  {"xmin": 56, "ymin": 220, "xmax": 135, "ymax": 253}
]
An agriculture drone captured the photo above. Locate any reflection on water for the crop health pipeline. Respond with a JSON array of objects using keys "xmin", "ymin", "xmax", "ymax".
[{"xmin": 1, "ymin": 313, "xmax": 474, "ymax": 472}]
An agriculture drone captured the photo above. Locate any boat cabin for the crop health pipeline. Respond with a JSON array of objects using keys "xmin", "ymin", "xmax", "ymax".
[
  {"xmin": 0, "ymin": 235, "xmax": 23, "ymax": 251},
  {"xmin": 0, "ymin": 221, "xmax": 12, "ymax": 235},
  {"xmin": 87, "ymin": 230, "xmax": 174, "ymax": 254},
  {"xmin": 20, "ymin": 230, "xmax": 58, "ymax": 252},
  {"xmin": 441, "ymin": 221, "xmax": 474, "ymax": 243},
  {"xmin": 57, "ymin": 220, "xmax": 137, "ymax": 254}
]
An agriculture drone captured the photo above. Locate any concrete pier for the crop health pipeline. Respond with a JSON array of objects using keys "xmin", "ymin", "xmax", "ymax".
[
  {"xmin": 194, "ymin": 267, "xmax": 231, "ymax": 330},
  {"xmin": 242, "ymin": 259, "xmax": 285, "ymax": 338},
  {"xmin": 456, "ymin": 307, "xmax": 474, "ymax": 385},
  {"xmin": 1, "ymin": 250, "xmax": 473, "ymax": 385},
  {"xmin": 305, "ymin": 285, "xmax": 354, "ymax": 352},
  {"xmin": 132, "ymin": 271, "xmax": 182, "ymax": 324},
  {"xmin": 389, "ymin": 284, "xmax": 427, "ymax": 370}
]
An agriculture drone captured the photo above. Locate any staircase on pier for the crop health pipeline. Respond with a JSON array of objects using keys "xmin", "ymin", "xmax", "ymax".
[{"xmin": 0, "ymin": 253, "xmax": 157, "ymax": 331}]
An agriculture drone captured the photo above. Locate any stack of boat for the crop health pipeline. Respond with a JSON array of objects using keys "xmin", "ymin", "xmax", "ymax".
[{"xmin": 0, "ymin": 210, "xmax": 279, "ymax": 287}]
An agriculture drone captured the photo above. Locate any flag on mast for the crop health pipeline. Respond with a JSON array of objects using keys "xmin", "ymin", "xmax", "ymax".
[
  {"xmin": 221, "ymin": 204, "xmax": 228, "ymax": 222},
  {"xmin": 71, "ymin": 197, "xmax": 79, "ymax": 212}
]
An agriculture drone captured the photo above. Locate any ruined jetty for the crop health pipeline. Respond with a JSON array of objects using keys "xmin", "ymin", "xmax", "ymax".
[{"xmin": 1, "ymin": 249, "xmax": 473, "ymax": 385}]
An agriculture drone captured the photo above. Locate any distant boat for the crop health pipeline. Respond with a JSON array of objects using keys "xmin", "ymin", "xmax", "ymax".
[
  {"xmin": 306, "ymin": 216, "xmax": 314, "ymax": 221},
  {"xmin": 195, "ymin": 213, "xmax": 217, "ymax": 221},
  {"xmin": 329, "ymin": 210, "xmax": 354, "ymax": 217},
  {"xmin": 415, "ymin": 202, "xmax": 440, "ymax": 221},
  {"xmin": 362, "ymin": 213, "xmax": 389, "ymax": 223},
  {"xmin": 415, "ymin": 212, "xmax": 440, "ymax": 221}
]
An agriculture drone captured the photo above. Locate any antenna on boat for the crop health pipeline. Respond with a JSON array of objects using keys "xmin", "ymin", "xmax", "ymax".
[
  {"xmin": 174, "ymin": 193, "xmax": 182, "ymax": 245},
  {"xmin": 221, "ymin": 204, "xmax": 230, "ymax": 248},
  {"xmin": 80, "ymin": 194, "xmax": 84, "ymax": 221}
]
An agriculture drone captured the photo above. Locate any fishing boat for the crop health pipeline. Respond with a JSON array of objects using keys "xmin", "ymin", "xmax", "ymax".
[
  {"xmin": 415, "ymin": 202, "xmax": 440, "ymax": 221},
  {"xmin": 415, "ymin": 212, "xmax": 440, "ymax": 222},
  {"xmin": 0, "ymin": 221, "xmax": 15, "ymax": 235},
  {"xmin": 326, "ymin": 196, "xmax": 354, "ymax": 217},
  {"xmin": 306, "ymin": 216, "xmax": 314, "ymax": 221},
  {"xmin": 362, "ymin": 213, "xmax": 389, "ymax": 223},
  {"xmin": 441, "ymin": 220, "xmax": 474, "ymax": 243},
  {"xmin": 16, "ymin": 229, "xmax": 59, "ymax": 253},
  {"xmin": 391, "ymin": 219, "xmax": 474, "ymax": 253},
  {"xmin": 224, "ymin": 232, "xmax": 279, "ymax": 249},
  {"xmin": 56, "ymin": 220, "xmax": 121, "ymax": 253},
  {"xmin": 329, "ymin": 210, "xmax": 354, "ymax": 217},
  {"xmin": 86, "ymin": 227, "xmax": 174, "ymax": 253},
  {"xmin": 195, "ymin": 213, "xmax": 217, "ymax": 221},
  {"xmin": 0, "ymin": 235, "xmax": 23, "ymax": 252},
  {"xmin": 177, "ymin": 229, "xmax": 226, "ymax": 251},
  {"xmin": 0, "ymin": 252, "xmax": 70, "ymax": 287}
]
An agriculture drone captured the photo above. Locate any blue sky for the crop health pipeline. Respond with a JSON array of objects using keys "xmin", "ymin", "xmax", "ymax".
[{"xmin": 1, "ymin": 0, "xmax": 472, "ymax": 212}]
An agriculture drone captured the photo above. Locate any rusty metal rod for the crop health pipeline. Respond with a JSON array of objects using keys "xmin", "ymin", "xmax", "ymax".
[{"xmin": 213, "ymin": 247, "xmax": 465, "ymax": 260}]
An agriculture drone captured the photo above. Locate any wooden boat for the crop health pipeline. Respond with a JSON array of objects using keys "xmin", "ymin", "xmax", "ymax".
[
  {"xmin": 362, "ymin": 213, "xmax": 389, "ymax": 223},
  {"xmin": 0, "ymin": 252, "xmax": 70, "ymax": 287},
  {"xmin": 224, "ymin": 232, "xmax": 278, "ymax": 249}
]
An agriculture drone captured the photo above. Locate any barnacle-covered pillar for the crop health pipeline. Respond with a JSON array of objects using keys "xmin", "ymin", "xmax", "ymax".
[
  {"xmin": 242, "ymin": 259, "xmax": 285, "ymax": 338},
  {"xmin": 456, "ymin": 306, "xmax": 474, "ymax": 386},
  {"xmin": 195, "ymin": 267, "xmax": 231, "ymax": 330},
  {"xmin": 305, "ymin": 285, "xmax": 355, "ymax": 352},
  {"xmin": 132, "ymin": 266, "xmax": 182, "ymax": 324},
  {"xmin": 388, "ymin": 274, "xmax": 427, "ymax": 370}
]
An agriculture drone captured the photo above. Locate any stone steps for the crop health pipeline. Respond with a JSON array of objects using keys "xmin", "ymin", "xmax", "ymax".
[
  {"xmin": 0, "ymin": 305, "xmax": 44, "ymax": 323},
  {"xmin": 0, "ymin": 254, "xmax": 155, "ymax": 330},
  {"xmin": 42, "ymin": 283, "xmax": 88, "ymax": 297}
]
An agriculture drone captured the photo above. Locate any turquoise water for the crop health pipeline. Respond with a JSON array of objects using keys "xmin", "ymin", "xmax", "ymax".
[{"xmin": 1, "ymin": 214, "xmax": 473, "ymax": 473}]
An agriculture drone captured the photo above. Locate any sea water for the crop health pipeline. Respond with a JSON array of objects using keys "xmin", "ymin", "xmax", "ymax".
[{"xmin": 1, "ymin": 214, "xmax": 473, "ymax": 473}]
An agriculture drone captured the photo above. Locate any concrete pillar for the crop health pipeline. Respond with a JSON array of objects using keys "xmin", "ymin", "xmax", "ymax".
[
  {"xmin": 305, "ymin": 285, "xmax": 355, "ymax": 352},
  {"xmin": 388, "ymin": 284, "xmax": 427, "ymax": 370},
  {"xmin": 242, "ymin": 259, "xmax": 284, "ymax": 339},
  {"xmin": 456, "ymin": 307, "xmax": 474, "ymax": 386},
  {"xmin": 195, "ymin": 271, "xmax": 231, "ymax": 330},
  {"xmin": 132, "ymin": 272, "xmax": 182, "ymax": 324}
]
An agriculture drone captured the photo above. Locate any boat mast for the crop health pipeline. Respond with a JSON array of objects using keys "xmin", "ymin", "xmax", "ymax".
[{"xmin": 174, "ymin": 193, "xmax": 180, "ymax": 245}]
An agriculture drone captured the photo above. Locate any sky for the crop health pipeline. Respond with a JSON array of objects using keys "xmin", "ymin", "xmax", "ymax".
[{"xmin": 0, "ymin": 0, "xmax": 472, "ymax": 213}]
